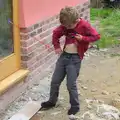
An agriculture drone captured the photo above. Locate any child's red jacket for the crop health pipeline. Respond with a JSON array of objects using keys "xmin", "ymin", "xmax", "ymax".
[{"xmin": 52, "ymin": 19, "xmax": 100, "ymax": 59}]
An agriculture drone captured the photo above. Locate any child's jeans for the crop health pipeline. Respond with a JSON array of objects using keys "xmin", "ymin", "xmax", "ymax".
[{"xmin": 49, "ymin": 51, "xmax": 81, "ymax": 109}]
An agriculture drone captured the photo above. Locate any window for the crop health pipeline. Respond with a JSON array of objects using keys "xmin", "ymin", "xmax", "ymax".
[{"xmin": 0, "ymin": 0, "xmax": 21, "ymax": 81}]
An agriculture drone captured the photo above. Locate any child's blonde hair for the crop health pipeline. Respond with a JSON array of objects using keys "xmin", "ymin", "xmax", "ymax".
[{"xmin": 59, "ymin": 6, "xmax": 79, "ymax": 26}]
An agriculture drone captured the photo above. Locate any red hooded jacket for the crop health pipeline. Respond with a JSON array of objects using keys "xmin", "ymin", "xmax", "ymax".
[{"xmin": 52, "ymin": 19, "xmax": 100, "ymax": 59}]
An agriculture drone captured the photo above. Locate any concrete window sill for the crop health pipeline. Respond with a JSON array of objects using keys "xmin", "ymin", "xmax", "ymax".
[{"xmin": 0, "ymin": 69, "xmax": 29, "ymax": 95}]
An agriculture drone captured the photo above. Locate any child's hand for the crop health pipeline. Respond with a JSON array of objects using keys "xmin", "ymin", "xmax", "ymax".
[
  {"xmin": 75, "ymin": 34, "xmax": 83, "ymax": 41},
  {"xmin": 55, "ymin": 48, "xmax": 62, "ymax": 55}
]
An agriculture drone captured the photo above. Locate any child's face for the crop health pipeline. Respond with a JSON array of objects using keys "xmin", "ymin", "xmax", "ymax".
[{"xmin": 63, "ymin": 19, "xmax": 79, "ymax": 29}]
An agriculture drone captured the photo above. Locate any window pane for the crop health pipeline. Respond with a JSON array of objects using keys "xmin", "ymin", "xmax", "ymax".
[{"xmin": 0, "ymin": 0, "xmax": 13, "ymax": 60}]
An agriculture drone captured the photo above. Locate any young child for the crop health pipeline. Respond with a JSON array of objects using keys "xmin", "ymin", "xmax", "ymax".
[{"xmin": 40, "ymin": 6, "xmax": 100, "ymax": 115}]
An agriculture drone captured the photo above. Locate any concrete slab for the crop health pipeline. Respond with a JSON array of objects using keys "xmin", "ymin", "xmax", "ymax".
[{"xmin": 9, "ymin": 101, "xmax": 41, "ymax": 120}]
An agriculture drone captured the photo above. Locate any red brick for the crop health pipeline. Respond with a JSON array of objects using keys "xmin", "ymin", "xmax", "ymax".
[
  {"xmin": 84, "ymin": 16, "xmax": 88, "ymax": 20},
  {"xmin": 30, "ymin": 31, "xmax": 37, "ymax": 37},
  {"xmin": 21, "ymin": 44, "xmax": 37, "ymax": 55},
  {"xmin": 44, "ymin": 18, "xmax": 51, "ymax": 25},
  {"xmin": 27, "ymin": 38, "xmax": 35, "ymax": 46},
  {"xmin": 37, "ymin": 59, "xmax": 44, "ymax": 66},
  {"xmin": 35, "ymin": 43, "xmax": 44, "ymax": 49},
  {"xmin": 26, "ymin": 57, "xmax": 37, "ymax": 66},
  {"xmin": 39, "ymin": 30, "xmax": 52, "ymax": 39},
  {"xmin": 81, "ymin": 7, "xmax": 85, "ymax": 12},
  {"xmin": 42, "ymin": 24, "xmax": 49, "ymax": 32},
  {"xmin": 37, "ymin": 28, "xmax": 42, "ymax": 34},
  {"xmin": 50, "ymin": 26, "xmax": 57, "ymax": 32},
  {"xmin": 41, "ymin": 52, "xmax": 55, "ymax": 68},
  {"xmin": 42, "ymin": 20, "xmax": 57, "ymax": 32},
  {"xmin": 47, "ymin": 46, "xmax": 54, "ymax": 53},
  {"xmin": 37, "ymin": 45, "xmax": 53, "ymax": 56},
  {"xmin": 34, "ymin": 23, "xmax": 40, "ymax": 29},
  {"xmin": 20, "ymin": 39, "xmax": 34, "ymax": 47},
  {"xmin": 20, "ymin": 27, "xmax": 34, "ymax": 33},
  {"xmin": 21, "ymin": 56, "xmax": 29, "ymax": 61},
  {"xmin": 36, "ymin": 45, "xmax": 48, "ymax": 54},
  {"xmin": 41, "ymin": 35, "xmax": 52, "ymax": 44},
  {"xmin": 21, "ymin": 47, "xmax": 28, "ymax": 54},
  {"xmin": 49, "ymin": 20, "xmax": 59, "ymax": 28},
  {"xmin": 39, "ymin": 21, "xmax": 45, "ymax": 27},
  {"xmin": 20, "ymin": 41, "xmax": 27, "ymax": 47},
  {"xmin": 76, "ymin": 5, "xmax": 81, "ymax": 10},
  {"xmin": 80, "ymin": 13, "xmax": 83, "ymax": 17},
  {"xmin": 49, "ymin": 16, "xmax": 55, "ymax": 22},
  {"xmin": 30, "ymin": 69, "xmax": 40, "ymax": 79},
  {"xmin": 34, "ymin": 62, "xmax": 40, "ymax": 69},
  {"xmin": 83, "ymin": 1, "xmax": 90, "ymax": 6},
  {"xmin": 36, "ymin": 50, "xmax": 47, "ymax": 61},
  {"xmin": 27, "ymin": 45, "xmax": 37, "ymax": 53},
  {"xmin": 20, "ymin": 34, "xmax": 30, "ymax": 40},
  {"xmin": 21, "ymin": 52, "xmax": 35, "ymax": 61},
  {"xmin": 34, "ymin": 53, "xmax": 56, "ymax": 73},
  {"xmin": 33, "ymin": 36, "xmax": 40, "ymax": 43},
  {"xmin": 21, "ymin": 61, "xmax": 28, "ymax": 68},
  {"xmin": 44, "ymin": 52, "xmax": 55, "ymax": 61},
  {"xmin": 36, "ymin": 45, "xmax": 54, "ymax": 61},
  {"xmin": 28, "ymin": 65, "xmax": 34, "ymax": 71},
  {"xmin": 36, "ymin": 53, "xmax": 44, "ymax": 61},
  {"xmin": 28, "ymin": 61, "xmax": 41, "ymax": 71}
]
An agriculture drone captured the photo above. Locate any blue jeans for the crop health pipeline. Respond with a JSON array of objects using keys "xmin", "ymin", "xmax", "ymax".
[{"xmin": 49, "ymin": 51, "xmax": 81, "ymax": 109}]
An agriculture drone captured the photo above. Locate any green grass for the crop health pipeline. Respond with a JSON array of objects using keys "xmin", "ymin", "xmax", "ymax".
[
  {"xmin": 110, "ymin": 53, "xmax": 120, "ymax": 57},
  {"xmin": 90, "ymin": 8, "xmax": 120, "ymax": 48},
  {"xmin": 90, "ymin": 8, "xmax": 113, "ymax": 21}
]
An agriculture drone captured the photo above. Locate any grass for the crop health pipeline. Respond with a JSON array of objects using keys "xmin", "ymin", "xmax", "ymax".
[
  {"xmin": 110, "ymin": 53, "xmax": 120, "ymax": 57},
  {"xmin": 90, "ymin": 8, "xmax": 113, "ymax": 21},
  {"xmin": 90, "ymin": 8, "xmax": 120, "ymax": 48}
]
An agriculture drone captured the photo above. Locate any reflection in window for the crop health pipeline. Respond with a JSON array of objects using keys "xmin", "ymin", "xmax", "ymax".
[{"xmin": 0, "ymin": 0, "xmax": 13, "ymax": 59}]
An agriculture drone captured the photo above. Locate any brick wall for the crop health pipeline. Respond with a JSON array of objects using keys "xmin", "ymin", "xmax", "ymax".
[
  {"xmin": 20, "ymin": 15, "xmax": 59, "ymax": 72},
  {"xmin": 20, "ymin": 1, "xmax": 90, "ymax": 80},
  {"xmin": 0, "ymin": 1, "xmax": 90, "ymax": 112}
]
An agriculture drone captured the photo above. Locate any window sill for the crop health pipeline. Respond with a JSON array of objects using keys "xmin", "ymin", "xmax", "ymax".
[{"xmin": 0, "ymin": 69, "xmax": 29, "ymax": 95}]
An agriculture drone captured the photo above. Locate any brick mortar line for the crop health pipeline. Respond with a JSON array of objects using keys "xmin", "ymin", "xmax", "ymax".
[
  {"xmin": 28, "ymin": 52, "xmax": 54, "ymax": 71},
  {"xmin": 21, "ymin": 46, "xmax": 55, "ymax": 68},
  {"xmin": 30, "ymin": 52, "xmax": 57, "ymax": 73},
  {"xmin": 28, "ymin": 55, "xmax": 57, "ymax": 84},
  {"xmin": 20, "ymin": 20, "xmax": 60, "ymax": 35},
  {"xmin": 20, "ymin": 32, "xmax": 52, "ymax": 43},
  {"xmin": 20, "ymin": 24, "xmax": 59, "ymax": 43},
  {"xmin": 20, "ymin": 34, "xmax": 54, "ymax": 55},
  {"xmin": 20, "ymin": 41, "xmax": 54, "ymax": 56},
  {"xmin": 21, "ymin": 15, "xmax": 59, "ymax": 31}
]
